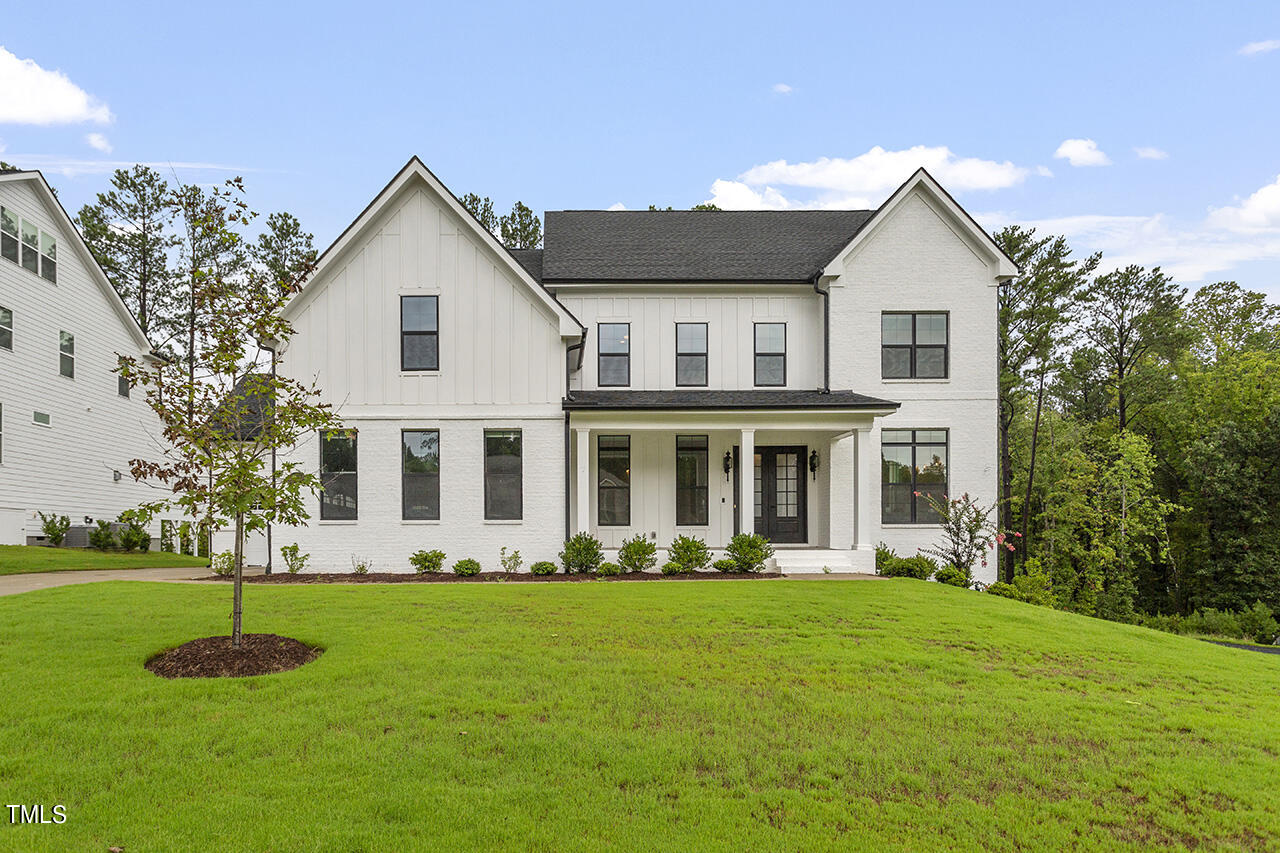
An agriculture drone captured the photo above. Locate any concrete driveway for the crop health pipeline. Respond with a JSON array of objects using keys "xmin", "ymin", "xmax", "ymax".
[{"xmin": 0, "ymin": 566, "xmax": 227, "ymax": 597}]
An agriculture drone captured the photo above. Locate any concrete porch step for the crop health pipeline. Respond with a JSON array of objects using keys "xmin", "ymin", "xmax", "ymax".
[{"xmin": 769, "ymin": 549, "xmax": 861, "ymax": 574}]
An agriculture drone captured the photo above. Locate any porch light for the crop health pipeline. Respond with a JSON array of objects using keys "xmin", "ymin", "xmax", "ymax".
[
  {"xmin": 809, "ymin": 449, "xmax": 820, "ymax": 480},
  {"xmin": 723, "ymin": 451, "xmax": 733, "ymax": 481}
]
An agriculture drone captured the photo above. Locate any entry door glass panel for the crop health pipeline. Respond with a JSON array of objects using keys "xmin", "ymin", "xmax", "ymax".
[
  {"xmin": 753, "ymin": 453, "xmax": 763, "ymax": 524},
  {"xmin": 775, "ymin": 452, "xmax": 798, "ymax": 518}
]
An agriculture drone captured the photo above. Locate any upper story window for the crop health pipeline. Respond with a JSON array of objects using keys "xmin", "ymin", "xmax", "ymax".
[
  {"xmin": 117, "ymin": 359, "xmax": 130, "ymax": 398},
  {"xmin": 754, "ymin": 322, "xmax": 786, "ymax": 387},
  {"xmin": 882, "ymin": 312, "xmax": 948, "ymax": 379},
  {"xmin": 59, "ymin": 331, "xmax": 75, "ymax": 379},
  {"xmin": 402, "ymin": 429, "xmax": 441, "ymax": 521},
  {"xmin": 401, "ymin": 295, "xmax": 439, "ymax": 371},
  {"xmin": 598, "ymin": 323, "xmax": 630, "ymax": 387},
  {"xmin": 1, "ymin": 207, "xmax": 56, "ymax": 283},
  {"xmin": 676, "ymin": 322, "xmax": 708, "ymax": 387},
  {"xmin": 0, "ymin": 306, "xmax": 11, "ymax": 350},
  {"xmin": 881, "ymin": 429, "xmax": 948, "ymax": 524},
  {"xmin": 320, "ymin": 430, "xmax": 358, "ymax": 520},
  {"xmin": 597, "ymin": 435, "xmax": 630, "ymax": 526},
  {"xmin": 484, "ymin": 429, "xmax": 523, "ymax": 520}
]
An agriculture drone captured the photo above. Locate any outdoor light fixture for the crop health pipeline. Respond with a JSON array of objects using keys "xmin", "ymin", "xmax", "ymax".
[
  {"xmin": 809, "ymin": 450, "xmax": 820, "ymax": 480},
  {"xmin": 113, "ymin": 470, "xmax": 122, "ymax": 482},
  {"xmin": 723, "ymin": 451, "xmax": 733, "ymax": 481}
]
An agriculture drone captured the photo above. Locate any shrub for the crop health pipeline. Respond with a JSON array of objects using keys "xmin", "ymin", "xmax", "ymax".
[
  {"xmin": 196, "ymin": 523, "xmax": 210, "ymax": 558},
  {"xmin": 933, "ymin": 565, "xmax": 971, "ymax": 588},
  {"xmin": 597, "ymin": 561, "xmax": 621, "ymax": 577},
  {"xmin": 559, "ymin": 532, "xmax": 604, "ymax": 575},
  {"xmin": 917, "ymin": 492, "xmax": 1011, "ymax": 573},
  {"xmin": 1186, "ymin": 608, "xmax": 1242, "ymax": 639},
  {"xmin": 281, "ymin": 543, "xmax": 310, "ymax": 574},
  {"xmin": 660, "ymin": 561, "xmax": 685, "ymax": 576},
  {"xmin": 117, "ymin": 509, "xmax": 151, "ymax": 553},
  {"xmin": 409, "ymin": 549, "xmax": 446, "ymax": 575},
  {"xmin": 878, "ymin": 554, "xmax": 936, "ymax": 580},
  {"xmin": 159, "ymin": 520, "xmax": 175, "ymax": 554},
  {"xmin": 350, "ymin": 555, "xmax": 373, "ymax": 575},
  {"xmin": 211, "ymin": 551, "xmax": 235, "ymax": 577},
  {"xmin": 1239, "ymin": 601, "xmax": 1279, "ymax": 645},
  {"xmin": 453, "ymin": 558, "xmax": 481, "ymax": 577},
  {"xmin": 713, "ymin": 557, "xmax": 738, "ymax": 572},
  {"xmin": 874, "ymin": 542, "xmax": 896, "ymax": 573},
  {"xmin": 499, "ymin": 547, "xmax": 522, "ymax": 574},
  {"xmin": 617, "ymin": 534, "xmax": 658, "ymax": 574},
  {"xmin": 88, "ymin": 519, "xmax": 116, "ymax": 551},
  {"xmin": 666, "ymin": 535, "xmax": 711, "ymax": 574},
  {"xmin": 1011, "ymin": 569, "xmax": 1055, "ymax": 607},
  {"xmin": 178, "ymin": 522, "xmax": 193, "ymax": 556},
  {"xmin": 724, "ymin": 532, "xmax": 774, "ymax": 573},
  {"xmin": 530, "ymin": 560, "xmax": 557, "ymax": 576},
  {"xmin": 986, "ymin": 581, "xmax": 1020, "ymax": 600},
  {"xmin": 38, "ymin": 512, "xmax": 71, "ymax": 547}
]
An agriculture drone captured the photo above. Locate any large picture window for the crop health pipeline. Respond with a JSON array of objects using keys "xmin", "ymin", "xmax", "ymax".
[
  {"xmin": 881, "ymin": 429, "xmax": 948, "ymax": 524},
  {"xmin": 598, "ymin": 323, "xmax": 630, "ymax": 387},
  {"xmin": 59, "ymin": 331, "xmax": 74, "ymax": 379},
  {"xmin": 675, "ymin": 435, "xmax": 709, "ymax": 526},
  {"xmin": 484, "ymin": 429, "xmax": 522, "ymax": 520},
  {"xmin": 675, "ymin": 322, "xmax": 708, "ymax": 386},
  {"xmin": 754, "ymin": 322, "xmax": 786, "ymax": 386},
  {"xmin": 320, "ymin": 430, "xmax": 358, "ymax": 520},
  {"xmin": 597, "ymin": 435, "xmax": 630, "ymax": 526},
  {"xmin": 402, "ymin": 429, "xmax": 441, "ymax": 520},
  {"xmin": 401, "ymin": 295, "xmax": 439, "ymax": 371},
  {"xmin": 882, "ymin": 313, "xmax": 948, "ymax": 379}
]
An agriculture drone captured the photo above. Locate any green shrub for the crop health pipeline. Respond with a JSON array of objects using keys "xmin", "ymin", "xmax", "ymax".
[
  {"xmin": 933, "ymin": 565, "xmax": 970, "ymax": 588},
  {"xmin": 530, "ymin": 560, "xmax": 558, "ymax": 576},
  {"xmin": 88, "ymin": 520, "xmax": 116, "ymax": 551},
  {"xmin": 281, "ymin": 543, "xmax": 310, "ymax": 574},
  {"xmin": 453, "ymin": 558, "xmax": 481, "ymax": 577},
  {"xmin": 37, "ymin": 512, "xmax": 71, "ymax": 547},
  {"xmin": 724, "ymin": 532, "xmax": 774, "ymax": 573},
  {"xmin": 559, "ymin": 532, "xmax": 604, "ymax": 574},
  {"xmin": 409, "ymin": 549, "xmax": 446, "ymax": 575},
  {"xmin": 196, "ymin": 523, "xmax": 210, "ymax": 558},
  {"xmin": 596, "ymin": 561, "xmax": 622, "ymax": 577},
  {"xmin": 878, "ymin": 554, "xmax": 936, "ymax": 580},
  {"xmin": 159, "ymin": 520, "xmax": 176, "ymax": 554},
  {"xmin": 1011, "ymin": 569, "xmax": 1055, "ymax": 606},
  {"xmin": 874, "ymin": 542, "xmax": 896, "ymax": 573},
  {"xmin": 1239, "ymin": 601, "xmax": 1279, "ymax": 645},
  {"xmin": 350, "ymin": 555, "xmax": 373, "ymax": 575},
  {"xmin": 211, "ymin": 551, "xmax": 235, "ymax": 577},
  {"xmin": 986, "ymin": 581, "xmax": 1020, "ymax": 600},
  {"xmin": 1185, "ymin": 608, "xmax": 1241, "ymax": 638},
  {"xmin": 660, "ymin": 561, "xmax": 685, "ymax": 576},
  {"xmin": 117, "ymin": 509, "xmax": 151, "ymax": 553},
  {"xmin": 713, "ymin": 557, "xmax": 738, "ymax": 572},
  {"xmin": 666, "ymin": 535, "xmax": 711, "ymax": 574},
  {"xmin": 617, "ymin": 534, "xmax": 658, "ymax": 573},
  {"xmin": 499, "ymin": 547, "xmax": 522, "ymax": 574}
]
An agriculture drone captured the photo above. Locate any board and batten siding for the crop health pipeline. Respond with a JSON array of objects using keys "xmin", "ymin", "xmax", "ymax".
[
  {"xmin": 558, "ymin": 290, "xmax": 823, "ymax": 391},
  {"xmin": 0, "ymin": 178, "xmax": 162, "ymax": 543}
]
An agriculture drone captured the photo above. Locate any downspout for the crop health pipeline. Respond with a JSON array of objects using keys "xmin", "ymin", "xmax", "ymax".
[
  {"xmin": 258, "ymin": 340, "xmax": 279, "ymax": 575},
  {"xmin": 812, "ymin": 273, "xmax": 830, "ymax": 393},
  {"xmin": 563, "ymin": 332, "xmax": 586, "ymax": 542}
]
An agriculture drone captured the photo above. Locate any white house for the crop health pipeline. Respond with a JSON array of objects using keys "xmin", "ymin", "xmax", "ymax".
[
  {"xmin": 254, "ymin": 157, "xmax": 1015, "ymax": 580},
  {"xmin": 0, "ymin": 170, "xmax": 166, "ymax": 546}
]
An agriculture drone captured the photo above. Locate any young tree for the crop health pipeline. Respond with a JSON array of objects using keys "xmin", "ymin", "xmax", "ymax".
[
  {"xmin": 499, "ymin": 201, "xmax": 542, "ymax": 249},
  {"xmin": 252, "ymin": 211, "xmax": 317, "ymax": 296},
  {"xmin": 460, "ymin": 193, "xmax": 499, "ymax": 237}
]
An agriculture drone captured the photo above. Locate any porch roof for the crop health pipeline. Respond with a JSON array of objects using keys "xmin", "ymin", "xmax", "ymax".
[{"xmin": 562, "ymin": 389, "xmax": 899, "ymax": 411}]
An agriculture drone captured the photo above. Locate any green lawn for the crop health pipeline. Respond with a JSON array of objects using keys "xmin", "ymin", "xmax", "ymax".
[
  {"xmin": 0, "ymin": 544, "xmax": 209, "ymax": 574},
  {"xmin": 2, "ymin": 580, "xmax": 1277, "ymax": 851}
]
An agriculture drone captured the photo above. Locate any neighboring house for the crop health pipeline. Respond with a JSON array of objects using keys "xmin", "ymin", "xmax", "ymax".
[
  {"xmin": 0, "ymin": 170, "xmax": 165, "ymax": 546},
  {"xmin": 248, "ymin": 157, "xmax": 1015, "ymax": 580}
]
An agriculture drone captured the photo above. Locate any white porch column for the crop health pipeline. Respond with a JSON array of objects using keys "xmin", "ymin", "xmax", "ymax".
[
  {"xmin": 739, "ymin": 428, "xmax": 755, "ymax": 535},
  {"xmin": 575, "ymin": 428, "xmax": 591, "ymax": 536},
  {"xmin": 854, "ymin": 426, "xmax": 878, "ymax": 551},
  {"xmin": 827, "ymin": 433, "xmax": 856, "ymax": 549}
]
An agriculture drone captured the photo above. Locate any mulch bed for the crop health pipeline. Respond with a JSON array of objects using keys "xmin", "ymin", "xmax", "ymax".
[
  {"xmin": 146, "ymin": 634, "xmax": 322, "ymax": 678},
  {"xmin": 211, "ymin": 570, "xmax": 777, "ymax": 584}
]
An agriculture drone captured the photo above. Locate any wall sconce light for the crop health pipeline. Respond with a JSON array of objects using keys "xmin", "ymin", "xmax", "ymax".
[
  {"xmin": 113, "ymin": 470, "xmax": 122, "ymax": 482},
  {"xmin": 723, "ymin": 451, "xmax": 733, "ymax": 481},
  {"xmin": 84, "ymin": 516, "xmax": 93, "ymax": 525},
  {"xmin": 809, "ymin": 450, "xmax": 820, "ymax": 480}
]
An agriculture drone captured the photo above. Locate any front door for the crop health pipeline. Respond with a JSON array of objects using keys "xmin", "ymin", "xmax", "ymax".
[{"xmin": 734, "ymin": 445, "xmax": 807, "ymax": 543}]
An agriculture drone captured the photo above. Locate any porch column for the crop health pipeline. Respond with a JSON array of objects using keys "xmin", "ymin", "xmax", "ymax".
[
  {"xmin": 828, "ymin": 433, "xmax": 856, "ymax": 549},
  {"xmin": 575, "ymin": 428, "xmax": 591, "ymax": 535},
  {"xmin": 854, "ymin": 426, "xmax": 878, "ymax": 551},
  {"xmin": 739, "ymin": 428, "xmax": 755, "ymax": 535}
]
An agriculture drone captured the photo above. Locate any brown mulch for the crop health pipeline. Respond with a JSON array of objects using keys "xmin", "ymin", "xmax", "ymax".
[
  {"xmin": 145, "ymin": 634, "xmax": 322, "ymax": 679},
  {"xmin": 210, "ymin": 570, "xmax": 777, "ymax": 584}
]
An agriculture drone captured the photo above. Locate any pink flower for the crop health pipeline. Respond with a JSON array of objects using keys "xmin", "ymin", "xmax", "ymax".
[{"xmin": 1013, "ymin": 532, "xmax": 1023, "ymax": 538}]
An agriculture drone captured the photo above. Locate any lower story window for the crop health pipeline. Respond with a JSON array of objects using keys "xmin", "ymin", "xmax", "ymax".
[
  {"xmin": 597, "ymin": 435, "xmax": 630, "ymax": 526},
  {"xmin": 402, "ymin": 429, "xmax": 440, "ymax": 520},
  {"xmin": 675, "ymin": 435, "xmax": 709, "ymax": 526},
  {"xmin": 484, "ymin": 429, "xmax": 522, "ymax": 520},
  {"xmin": 320, "ymin": 430, "xmax": 358, "ymax": 520},
  {"xmin": 881, "ymin": 429, "xmax": 948, "ymax": 524}
]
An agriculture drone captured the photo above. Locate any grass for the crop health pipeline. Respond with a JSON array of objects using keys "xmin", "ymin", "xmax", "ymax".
[
  {"xmin": 0, "ymin": 544, "xmax": 209, "ymax": 574},
  {"xmin": 1, "ymin": 580, "xmax": 1278, "ymax": 851}
]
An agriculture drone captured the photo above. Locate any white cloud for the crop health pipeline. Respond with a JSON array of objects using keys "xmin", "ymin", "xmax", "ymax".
[
  {"xmin": 1054, "ymin": 138, "xmax": 1111, "ymax": 167},
  {"xmin": 1239, "ymin": 39, "xmax": 1280, "ymax": 56},
  {"xmin": 85, "ymin": 132, "xmax": 112, "ymax": 153},
  {"xmin": 1207, "ymin": 174, "xmax": 1280, "ymax": 232},
  {"xmin": 1036, "ymin": 165, "xmax": 1054, "ymax": 178},
  {"xmin": 771, "ymin": 83, "xmax": 793, "ymax": 94},
  {"xmin": 0, "ymin": 47, "xmax": 112, "ymax": 125},
  {"xmin": 1134, "ymin": 146, "xmax": 1168, "ymax": 160},
  {"xmin": 2, "ymin": 154, "xmax": 252, "ymax": 178},
  {"xmin": 606, "ymin": 202, "xmax": 627, "ymax": 211}
]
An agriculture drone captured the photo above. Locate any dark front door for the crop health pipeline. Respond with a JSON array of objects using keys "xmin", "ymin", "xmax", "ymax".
[{"xmin": 735, "ymin": 445, "xmax": 807, "ymax": 543}]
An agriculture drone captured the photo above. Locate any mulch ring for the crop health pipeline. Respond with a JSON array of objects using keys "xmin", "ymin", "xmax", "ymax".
[
  {"xmin": 212, "ymin": 570, "xmax": 777, "ymax": 584},
  {"xmin": 146, "ymin": 634, "xmax": 322, "ymax": 679}
]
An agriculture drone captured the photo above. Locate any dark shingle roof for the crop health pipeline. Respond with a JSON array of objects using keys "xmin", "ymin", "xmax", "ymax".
[
  {"xmin": 562, "ymin": 389, "xmax": 898, "ymax": 411},
  {"xmin": 212, "ymin": 373, "xmax": 274, "ymax": 441},
  {"xmin": 539, "ymin": 210, "xmax": 874, "ymax": 283},
  {"xmin": 508, "ymin": 248, "xmax": 543, "ymax": 282}
]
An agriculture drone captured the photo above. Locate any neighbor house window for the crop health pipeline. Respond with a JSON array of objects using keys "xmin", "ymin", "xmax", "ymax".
[
  {"xmin": 881, "ymin": 429, "xmax": 948, "ymax": 524},
  {"xmin": 0, "ymin": 306, "xmax": 11, "ymax": 350},
  {"xmin": 882, "ymin": 313, "xmax": 948, "ymax": 379},
  {"xmin": 597, "ymin": 435, "xmax": 630, "ymax": 526},
  {"xmin": 117, "ymin": 358, "xmax": 130, "ymax": 398},
  {"xmin": 484, "ymin": 429, "xmax": 522, "ymax": 520},
  {"xmin": 598, "ymin": 323, "xmax": 630, "ymax": 386},
  {"xmin": 401, "ymin": 295, "xmax": 439, "ymax": 371},
  {"xmin": 0, "ymin": 208, "xmax": 16, "ymax": 264},
  {"xmin": 754, "ymin": 322, "xmax": 786, "ymax": 386},
  {"xmin": 39, "ymin": 230, "xmax": 56, "ymax": 283},
  {"xmin": 59, "ymin": 331, "xmax": 74, "ymax": 378},
  {"xmin": 320, "ymin": 430, "xmax": 358, "ymax": 520},
  {"xmin": 675, "ymin": 435, "xmax": 709, "ymax": 526},
  {"xmin": 20, "ymin": 217, "xmax": 39, "ymax": 275},
  {"xmin": 0, "ymin": 207, "xmax": 57, "ymax": 283},
  {"xmin": 676, "ymin": 322, "xmax": 708, "ymax": 386},
  {"xmin": 33, "ymin": 411, "xmax": 51, "ymax": 426},
  {"xmin": 402, "ymin": 429, "xmax": 441, "ymax": 520}
]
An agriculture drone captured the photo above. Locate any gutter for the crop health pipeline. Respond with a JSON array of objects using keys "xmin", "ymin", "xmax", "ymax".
[
  {"xmin": 812, "ymin": 272, "xmax": 830, "ymax": 393},
  {"xmin": 563, "ymin": 331, "xmax": 586, "ymax": 542}
]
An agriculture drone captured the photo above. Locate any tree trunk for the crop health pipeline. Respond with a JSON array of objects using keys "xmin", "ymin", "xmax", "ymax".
[
  {"xmin": 1020, "ymin": 370, "xmax": 1047, "ymax": 566},
  {"xmin": 232, "ymin": 510, "xmax": 244, "ymax": 648},
  {"xmin": 999, "ymin": 404, "xmax": 1015, "ymax": 584}
]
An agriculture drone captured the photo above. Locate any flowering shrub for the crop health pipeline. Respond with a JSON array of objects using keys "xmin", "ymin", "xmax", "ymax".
[{"xmin": 917, "ymin": 491, "xmax": 1019, "ymax": 572}]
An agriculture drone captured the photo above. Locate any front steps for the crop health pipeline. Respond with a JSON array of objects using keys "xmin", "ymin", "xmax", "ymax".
[{"xmin": 769, "ymin": 548, "xmax": 873, "ymax": 575}]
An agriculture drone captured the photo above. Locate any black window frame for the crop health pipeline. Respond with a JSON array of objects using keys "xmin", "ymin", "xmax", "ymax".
[
  {"xmin": 319, "ymin": 430, "xmax": 359, "ymax": 521},
  {"xmin": 881, "ymin": 312, "xmax": 949, "ymax": 380},
  {"xmin": 484, "ymin": 429, "xmax": 523, "ymax": 520},
  {"xmin": 881, "ymin": 429, "xmax": 949, "ymax": 524},
  {"xmin": 400, "ymin": 295, "xmax": 439, "ymax": 372},
  {"xmin": 597, "ymin": 434, "xmax": 630, "ymax": 526},
  {"xmin": 675, "ymin": 322, "xmax": 708, "ymax": 387},
  {"xmin": 598, "ymin": 322, "xmax": 630, "ymax": 387},
  {"xmin": 753, "ymin": 322, "xmax": 786, "ymax": 387},
  {"xmin": 675, "ymin": 435, "xmax": 709, "ymax": 526},
  {"xmin": 401, "ymin": 428, "xmax": 441, "ymax": 521},
  {"xmin": 0, "ymin": 306, "xmax": 11, "ymax": 351}
]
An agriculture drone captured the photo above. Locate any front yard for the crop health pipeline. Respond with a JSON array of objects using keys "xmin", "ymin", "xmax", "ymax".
[
  {"xmin": 0, "ymin": 545, "xmax": 209, "ymax": 575},
  {"xmin": 1, "ymin": 579, "xmax": 1277, "ymax": 850}
]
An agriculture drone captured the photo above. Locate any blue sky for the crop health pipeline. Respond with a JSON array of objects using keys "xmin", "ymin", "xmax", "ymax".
[{"xmin": 2, "ymin": 1, "xmax": 1279, "ymax": 293}]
